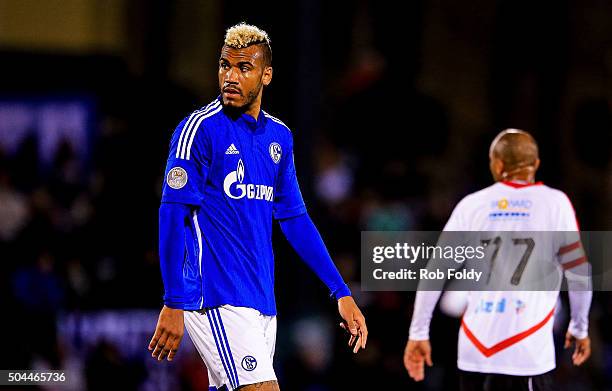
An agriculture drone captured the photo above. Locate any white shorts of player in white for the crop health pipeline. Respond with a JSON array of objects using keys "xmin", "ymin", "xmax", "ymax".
[{"xmin": 184, "ymin": 305, "xmax": 277, "ymax": 390}]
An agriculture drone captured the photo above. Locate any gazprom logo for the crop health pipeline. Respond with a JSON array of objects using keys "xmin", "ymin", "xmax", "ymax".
[
  {"xmin": 223, "ymin": 159, "xmax": 274, "ymax": 201},
  {"xmin": 237, "ymin": 159, "xmax": 245, "ymax": 183}
]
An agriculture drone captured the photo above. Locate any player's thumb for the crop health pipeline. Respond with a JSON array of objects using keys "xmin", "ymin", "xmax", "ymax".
[
  {"xmin": 564, "ymin": 333, "xmax": 572, "ymax": 349},
  {"xmin": 425, "ymin": 349, "xmax": 433, "ymax": 367}
]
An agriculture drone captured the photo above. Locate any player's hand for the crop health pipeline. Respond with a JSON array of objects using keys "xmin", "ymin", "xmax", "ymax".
[
  {"xmin": 337, "ymin": 296, "xmax": 368, "ymax": 353},
  {"xmin": 404, "ymin": 339, "xmax": 433, "ymax": 382},
  {"xmin": 564, "ymin": 332, "xmax": 591, "ymax": 366},
  {"xmin": 148, "ymin": 305, "xmax": 185, "ymax": 362}
]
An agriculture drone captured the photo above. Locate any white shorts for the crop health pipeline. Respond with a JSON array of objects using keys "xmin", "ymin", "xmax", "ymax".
[{"xmin": 184, "ymin": 305, "xmax": 277, "ymax": 390}]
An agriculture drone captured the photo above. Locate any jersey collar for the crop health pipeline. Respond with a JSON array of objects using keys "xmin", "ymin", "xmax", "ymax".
[
  {"xmin": 499, "ymin": 180, "xmax": 543, "ymax": 188},
  {"xmin": 218, "ymin": 95, "xmax": 268, "ymax": 133},
  {"xmin": 239, "ymin": 110, "xmax": 267, "ymax": 132}
]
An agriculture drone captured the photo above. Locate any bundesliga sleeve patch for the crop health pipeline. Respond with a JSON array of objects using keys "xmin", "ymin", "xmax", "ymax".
[{"xmin": 167, "ymin": 166, "xmax": 188, "ymax": 189}]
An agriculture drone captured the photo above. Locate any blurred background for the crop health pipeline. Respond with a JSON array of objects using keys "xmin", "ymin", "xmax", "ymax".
[{"xmin": 1, "ymin": 0, "xmax": 611, "ymax": 390}]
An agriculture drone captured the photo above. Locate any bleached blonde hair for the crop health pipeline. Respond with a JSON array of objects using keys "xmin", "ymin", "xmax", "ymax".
[
  {"xmin": 224, "ymin": 23, "xmax": 272, "ymax": 65},
  {"xmin": 225, "ymin": 23, "xmax": 270, "ymax": 48}
]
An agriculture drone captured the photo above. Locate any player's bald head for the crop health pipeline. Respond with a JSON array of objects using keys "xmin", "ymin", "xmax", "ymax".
[
  {"xmin": 489, "ymin": 129, "xmax": 539, "ymax": 163},
  {"xmin": 489, "ymin": 129, "xmax": 540, "ymax": 182}
]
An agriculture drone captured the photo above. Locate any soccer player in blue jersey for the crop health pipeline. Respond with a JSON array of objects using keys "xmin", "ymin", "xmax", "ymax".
[{"xmin": 147, "ymin": 23, "xmax": 368, "ymax": 391}]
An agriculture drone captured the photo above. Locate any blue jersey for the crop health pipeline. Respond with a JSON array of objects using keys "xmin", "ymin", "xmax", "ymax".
[{"xmin": 161, "ymin": 97, "xmax": 306, "ymax": 315}]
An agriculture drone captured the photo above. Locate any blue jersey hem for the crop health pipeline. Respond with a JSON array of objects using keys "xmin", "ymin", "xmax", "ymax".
[{"xmin": 184, "ymin": 300, "xmax": 277, "ymax": 316}]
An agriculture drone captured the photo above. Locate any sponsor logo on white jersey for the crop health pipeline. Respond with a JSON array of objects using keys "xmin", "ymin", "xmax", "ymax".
[
  {"xmin": 223, "ymin": 159, "xmax": 274, "ymax": 201},
  {"xmin": 488, "ymin": 197, "xmax": 532, "ymax": 220},
  {"xmin": 473, "ymin": 298, "xmax": 527, "ymax": 315}
]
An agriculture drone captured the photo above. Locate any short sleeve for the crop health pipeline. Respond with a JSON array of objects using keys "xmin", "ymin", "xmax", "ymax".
[
  {"xmin": 556, "ymin": 192, "xmax": 580, "ymax": 231},
  {"xmin": 443, "ymin": 197, "xmax": 468, "ymax": 231},
  {"xmin": 555, "ymin": 192, "xmax": 586, "ymax": 270},
  {"xmin": 273, "ymin": 136, "xmax": 307, "ymax": 220},
  {"xmin": 161, "ymin": 117, "xmax": 211, "ymax": 206}
]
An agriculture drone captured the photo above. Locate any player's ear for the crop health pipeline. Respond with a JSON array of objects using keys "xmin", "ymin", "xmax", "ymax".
[
  {"xmin": 262, "ymin": 66, "xmax": 273, "ymax": 86},
  {"xmin": 490, "ymin": 158, "xmax": 503, "ymax": 181},
  {"xmin": 534, "ymin": 158, "xmax": 541, "ymax": 171}
]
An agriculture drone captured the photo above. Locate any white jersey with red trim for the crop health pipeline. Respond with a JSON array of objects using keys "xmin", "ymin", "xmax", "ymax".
[{"xmin": 445, "ymin": 181, "xmax": 585, "ymax": 376}]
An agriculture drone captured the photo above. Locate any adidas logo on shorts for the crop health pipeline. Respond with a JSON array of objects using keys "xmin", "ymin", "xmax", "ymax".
[{"xmin": 225, "ymin": 143, "xmax": 240, "ymax": 154}]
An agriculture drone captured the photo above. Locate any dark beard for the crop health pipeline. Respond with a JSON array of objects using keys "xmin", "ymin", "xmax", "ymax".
[{"xmin": 223, "ymin": 80, "xmax": 263, "ymax": 118}]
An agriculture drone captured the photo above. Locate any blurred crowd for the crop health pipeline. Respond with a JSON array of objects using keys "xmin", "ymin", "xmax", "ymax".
[{"xmin": 0, "ymin": 72, "xmax": 610, "ymax": 391}]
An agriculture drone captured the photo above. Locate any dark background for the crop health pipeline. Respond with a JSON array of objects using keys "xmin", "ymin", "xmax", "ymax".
[{"xmin": 0, "ymin": 0, "xmax": 611, "ymax": 390}]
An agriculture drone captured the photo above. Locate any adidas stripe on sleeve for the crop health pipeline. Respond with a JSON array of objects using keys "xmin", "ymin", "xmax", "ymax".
[{"xmin": 162, "ymin": 103, "xmax": 216, "ymax": 205}]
